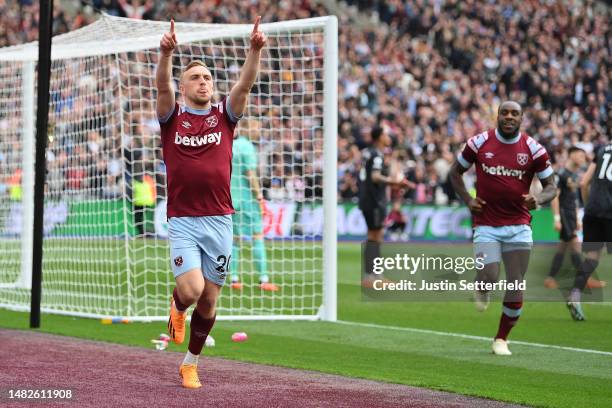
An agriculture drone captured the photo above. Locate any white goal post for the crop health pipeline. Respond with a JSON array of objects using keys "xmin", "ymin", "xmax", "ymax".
[{"xmin": 0, "ymin": 15, "xmax": 337, "ymax": 321}]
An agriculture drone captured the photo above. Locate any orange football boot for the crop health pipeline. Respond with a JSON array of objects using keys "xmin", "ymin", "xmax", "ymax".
[
  {"xmin": 167, "ymin": 298, "xmax": 186, "ymax": 344},
  {"xmin": 179, "ymin": 364, "xmax": 202, "ymax": 389}
]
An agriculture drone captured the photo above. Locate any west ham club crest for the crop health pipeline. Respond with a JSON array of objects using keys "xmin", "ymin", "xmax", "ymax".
[
  {"xmin": 205, "ymin": 116, "xmax": 218, "ymax": 128},
  {"xmin": 174, "ymin": 256, "xmax": 183, "ymax": 267},
  {"xmin": 517, "ymin": 153, "xmax": 529, "ymax": 166}
]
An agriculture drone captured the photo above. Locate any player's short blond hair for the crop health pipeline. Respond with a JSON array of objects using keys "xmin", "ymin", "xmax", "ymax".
[{"xmin": 180, "ymin": 60, "xmax": 211, "ymax": 83}]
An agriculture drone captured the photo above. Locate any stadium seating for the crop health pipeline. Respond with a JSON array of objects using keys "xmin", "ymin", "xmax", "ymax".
[{"xmin": 0, "ymin": 0, "xmax": 608, "ymax": 205}]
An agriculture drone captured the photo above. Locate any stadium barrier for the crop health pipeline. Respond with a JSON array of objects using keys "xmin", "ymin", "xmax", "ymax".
[{"xmin": 2, "ymin": 200, "xmax": 559, "ymax": 242}]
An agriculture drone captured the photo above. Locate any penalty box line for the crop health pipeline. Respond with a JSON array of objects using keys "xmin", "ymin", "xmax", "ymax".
[{"xmin": 335, "ymin": 320, "xmax": 612, "ymax": 357}]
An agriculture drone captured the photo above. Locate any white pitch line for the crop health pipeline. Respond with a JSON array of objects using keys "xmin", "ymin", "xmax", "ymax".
[
  {"xmin": 585, "ymin": 302, "xmax": 612, "ymax": 307},
  {"xmin": 335, "ymin": 320, "xmax": 612, "ymax": 356}
]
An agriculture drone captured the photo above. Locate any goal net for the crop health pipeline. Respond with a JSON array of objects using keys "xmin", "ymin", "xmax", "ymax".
[{"xmin": 0, "ymin": 15, "xmax": 337, "ymax": 321}]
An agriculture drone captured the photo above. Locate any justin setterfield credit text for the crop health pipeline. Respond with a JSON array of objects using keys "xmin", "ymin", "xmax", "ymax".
[{"xmin": 370, "ymin": 279, "xmax": 527, "ymax": 291}]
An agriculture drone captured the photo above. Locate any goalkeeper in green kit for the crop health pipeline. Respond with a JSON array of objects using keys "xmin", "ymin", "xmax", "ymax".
[{"xmin": 230, "ymin": 119, "xmax": 279, "ymax": 292}]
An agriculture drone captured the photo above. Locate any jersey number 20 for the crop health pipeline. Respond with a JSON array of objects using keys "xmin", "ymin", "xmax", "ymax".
[{"xmin": 216, "ymin": 255, "xmax": 231, "ymax": 273}]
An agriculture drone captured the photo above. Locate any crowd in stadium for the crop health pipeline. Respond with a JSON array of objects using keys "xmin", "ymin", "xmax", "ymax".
[{"xmin": 0, "ymin": 0, "xmax": 609, "ymax": 207}]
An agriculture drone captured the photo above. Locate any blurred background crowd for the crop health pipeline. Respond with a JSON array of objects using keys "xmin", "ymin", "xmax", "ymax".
[{"xmin": 0, "ymin": 0, "xmax": 610, "ymax": 208}]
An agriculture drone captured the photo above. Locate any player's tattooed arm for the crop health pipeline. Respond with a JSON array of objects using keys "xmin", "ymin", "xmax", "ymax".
[
  {"xmin": 449, "ymin": 161, "xmax": 485, "ymax": 214},
  {"xmin": 538, "ymin": 174, "xmax": 557, "ymax": 205},
  {"xmin": 527, "ymin": 174, "xmax": 556, "ymax": 209}
]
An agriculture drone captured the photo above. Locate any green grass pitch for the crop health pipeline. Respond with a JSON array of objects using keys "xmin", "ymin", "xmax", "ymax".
[{"xmin": 1, "ymin": 242, "xmax": 611, "ymax": 407}]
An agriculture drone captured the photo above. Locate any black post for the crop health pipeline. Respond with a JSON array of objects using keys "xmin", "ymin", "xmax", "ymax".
[{"xmin": 30, "ymin": 0, "xmax": 54, "ymax": 329}]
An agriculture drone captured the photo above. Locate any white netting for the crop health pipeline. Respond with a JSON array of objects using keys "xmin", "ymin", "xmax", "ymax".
[
  {"xmin": 0, "ymin": 14, "xmax": 336, "ymax": 320},
  {"xmin": 0, "ymin": 62, "xmax": 25, "ymax": 294}
]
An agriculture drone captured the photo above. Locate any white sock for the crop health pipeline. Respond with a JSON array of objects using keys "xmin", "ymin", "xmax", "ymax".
[
  {"xmin": 183, "ymin": 351, "xmax": 199, "ymax": 366},
  {"xmin": 570, "ymin": 288, "xmax": 581, "ymax": 303}
]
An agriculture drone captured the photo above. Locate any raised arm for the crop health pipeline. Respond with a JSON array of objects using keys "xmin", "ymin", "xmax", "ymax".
[
  {"xmin": 156, "ymin": 19, "xmax": 177, "ymax": 120},
  {"xmin": 229, "ymin": 16, "xmax": 266, "ymax": 117}
]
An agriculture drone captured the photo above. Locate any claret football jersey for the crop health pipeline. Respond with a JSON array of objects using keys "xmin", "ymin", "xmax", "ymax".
[
  {"xmin": 458, "ymin": 129, "xmax": 553, "ymax": 227},
  {"xmin": 159, "ymin": 97, "xmax": 241, "ymax": 217}
]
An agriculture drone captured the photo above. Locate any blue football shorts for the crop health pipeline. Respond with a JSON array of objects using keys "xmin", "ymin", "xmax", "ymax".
[
  {"xmin": 168, "ymin": 215, "xmax": 233, "ymax": 286},
  {"xmin": 473, "ymin": 225, "xmax": 533, "ymax": 265}
]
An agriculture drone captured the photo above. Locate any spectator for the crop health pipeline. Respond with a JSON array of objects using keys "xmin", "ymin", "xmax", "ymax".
[
  {"xmin": 0, "ymin": 0, "xmax": 609, "ymax": 208},
  {"xmin": 339, "ymin": 171, "xmax": 359, "ymax": 201}
]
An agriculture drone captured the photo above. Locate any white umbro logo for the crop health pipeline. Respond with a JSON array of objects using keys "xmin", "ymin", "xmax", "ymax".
[
  {"xmin": 182, "ymin": 121, "xmax": 191, "ymax": 129},
  {"xmin": 484, "ymin": 152, "xmax": 494, "ymax": 159}
]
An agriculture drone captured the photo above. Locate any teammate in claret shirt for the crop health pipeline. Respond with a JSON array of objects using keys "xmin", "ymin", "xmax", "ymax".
[
  {"xmin": 156, "ymin": 16, "xmax": 266, "ymax": 388},
  {"xmin": 449, "ymin": 101, "xmax": 557, "ymax": 356}
]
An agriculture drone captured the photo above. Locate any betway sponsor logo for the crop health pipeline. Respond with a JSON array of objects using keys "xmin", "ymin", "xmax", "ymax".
[
  {"xmin": 481, "ymin": 163, "xmax": 526, "ymax": 179},
  {"xmin": 174, "ymin": 131, "xmax": 222, "ymax": 146}
]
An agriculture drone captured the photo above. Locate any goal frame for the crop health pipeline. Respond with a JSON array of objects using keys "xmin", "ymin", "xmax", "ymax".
[{"xmin": 0, "ymin": 15, "xmax": 338, "ymax": 322}]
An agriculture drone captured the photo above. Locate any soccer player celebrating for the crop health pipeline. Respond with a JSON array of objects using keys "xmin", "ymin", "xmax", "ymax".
[
  {"xmin": 230, "ymin": 119, "xmax": 278, "ymax": 292},
  {"xmin": 156, "ymin": 17, "xmax": 266, "ymax": 388},
  {"xmin": 567, "ymin": 142, "xmax": 612, "ymax": 321},
  {"xmin": 359, "ymin": 125, "xmax": 411, "ymax": 287},
  {"xmin": 449, "ymin": 101, "xmax": 557, "ymax": 355}
]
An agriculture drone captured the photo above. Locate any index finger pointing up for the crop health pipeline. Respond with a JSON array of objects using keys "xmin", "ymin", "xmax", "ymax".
[
  {"xmin": 170, "ymin": 18, "xmax": 175, "ymax": 34},
  {"xmin": 253, "ymin": 16, "xmax": 261, "ymax": 34}
]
